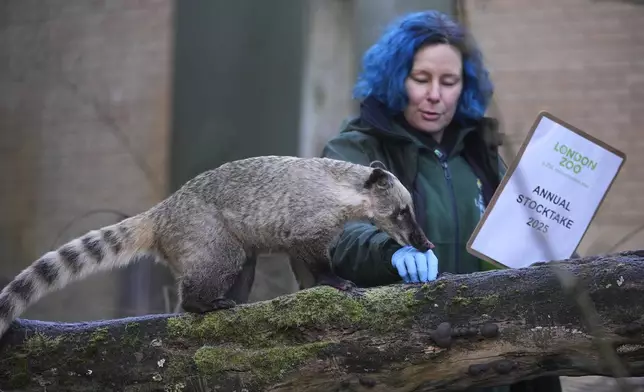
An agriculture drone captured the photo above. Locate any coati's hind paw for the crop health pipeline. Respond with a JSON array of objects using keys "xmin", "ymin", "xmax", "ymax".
[
  {"xmin": 181, "ymin": 297, "xmax": 237, "ymax": 314},
  {"xmin": 316, "ymin": 274, "xmax": 357, "ymax": 292}
]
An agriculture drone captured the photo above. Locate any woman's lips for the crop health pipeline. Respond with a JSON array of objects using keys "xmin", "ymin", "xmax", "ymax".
[{"xmin": 421, "ymin": 111, "xmax": 441, "ymax": 121}]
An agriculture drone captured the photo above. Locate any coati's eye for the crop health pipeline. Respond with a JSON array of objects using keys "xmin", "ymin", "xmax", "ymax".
[{"xmin": 395, "ymin": 206, "xmax": 410, "ymax": 220}]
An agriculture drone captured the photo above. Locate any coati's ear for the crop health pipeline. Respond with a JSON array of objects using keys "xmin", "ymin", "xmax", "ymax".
[
  {"xmin": 369, "ymin": 160, "xmax": 387, "ymax": 170},
  {"xmin": 364, "ymin": 167, "xmax": 391, "ymax": 189}
]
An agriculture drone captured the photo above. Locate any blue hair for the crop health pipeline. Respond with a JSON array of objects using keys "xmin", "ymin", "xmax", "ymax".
[{"xmin": 353, "ymin": 10, "xmax": 494, "ymax": 123}]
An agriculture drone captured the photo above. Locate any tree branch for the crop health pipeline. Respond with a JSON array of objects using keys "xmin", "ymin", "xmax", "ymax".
[{"xmin": 1, "ymin": 251, "xmax": 644, "ymax": 392}]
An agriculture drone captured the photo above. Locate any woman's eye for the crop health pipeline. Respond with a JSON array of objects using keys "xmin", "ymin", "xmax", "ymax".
[{"xmin": 442, "ymin": 78, "xmax": 460, "ymax": 86}]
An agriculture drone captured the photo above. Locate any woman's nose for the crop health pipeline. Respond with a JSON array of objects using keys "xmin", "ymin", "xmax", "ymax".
[{"xmin": 426, "ymin": 84, "xmax": 441, "ymax": 102}]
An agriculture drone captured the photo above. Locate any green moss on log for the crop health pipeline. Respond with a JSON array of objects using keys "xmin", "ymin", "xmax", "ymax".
[
  {"xmin": 193, "ymin": 341, "xmax": 331, "ymax": 384},
  {"xmin": 361, "ymin": 285, "xmax": 422, "ymax": 330},
  {"xmin": 167, "ymin": 286, "xmax": 424, "ymax": 347},
  {"xmin": 123, "ymin": 322, "xmax": 142, "ymax": 348},
  {"xmin": 6, "ymin": 354, "xmax": 29, "ymax": 389},
  {"xmin": 24, "ymin": 332, "xmax": 63, "ymax": 355},
  {"xmin": 84, "ymin": 326, "xmax": 110, "ymax": 356},
  {"xmin": 417, "ymin": 280, "xmax": 448, "ymax": 302},
  {"xmin": 479, "ymin": 294, "xmax": 501, "ymax": 308},
  {"xmin": 158, "ymin": 286, "xmax": 429, "ymax": 388},
  {"xmin": 2, "ymin": 332, "xmax": 65, "ymax": 389},
  {"xmin": 450, "ymin": 293, "xmax": 500, "ymax": 309}
]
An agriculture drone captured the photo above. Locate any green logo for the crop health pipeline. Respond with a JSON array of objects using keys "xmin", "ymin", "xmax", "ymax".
[{"xmin": 554, "ymin": 142, "xmax": 597, "ymax": 174}]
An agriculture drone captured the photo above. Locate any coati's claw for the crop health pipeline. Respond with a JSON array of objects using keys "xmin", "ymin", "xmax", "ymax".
[
  {"xmin": 181, "ymin": 303, "xmax": 204, "ymax": 314},
  {"xmin": 346, "ymin": 287, "xmax": 367, "ymax": 299},
  {"xmin": 316, "ymin": 275, "xmax": 358, "ymax": 292},
  {"xmin": 211, "ymin": 298, "xmax": 237, "ymax": 310},
  {"xmin": 181, "ymin": 297, "xmax": 236, "ymax": 314}
]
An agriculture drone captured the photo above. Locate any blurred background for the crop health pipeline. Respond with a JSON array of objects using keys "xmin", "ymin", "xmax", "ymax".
[{"xmin": 1, "ymin": 0, "xmax": 642, "ymax": 390}]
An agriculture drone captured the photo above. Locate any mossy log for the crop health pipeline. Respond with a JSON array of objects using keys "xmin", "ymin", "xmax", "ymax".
[{"xmin": 2, "ymin": 251, "xmax": 644, "ymax": 391}]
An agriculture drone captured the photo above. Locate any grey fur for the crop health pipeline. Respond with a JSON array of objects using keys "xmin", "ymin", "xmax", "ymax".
[{"xmin": 0, "ymin": 156, "xmax": 431, "ymax": 337}]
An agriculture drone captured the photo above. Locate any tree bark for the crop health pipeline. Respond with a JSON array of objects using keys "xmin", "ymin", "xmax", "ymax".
[{"xmin": 1, "ymin": 250, "xmax": 644, "ymax": 392}]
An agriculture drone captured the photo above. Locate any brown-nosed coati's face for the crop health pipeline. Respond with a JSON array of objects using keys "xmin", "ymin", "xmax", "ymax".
[{"xmin": 363, "ymin": 165, "xmax": 433, "ymax": 253}]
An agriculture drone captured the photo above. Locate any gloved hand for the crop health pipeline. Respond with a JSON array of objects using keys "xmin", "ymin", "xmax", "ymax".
[{"xmin": 391, "ymin": 245, "xmax": 439, "ymax": 283}]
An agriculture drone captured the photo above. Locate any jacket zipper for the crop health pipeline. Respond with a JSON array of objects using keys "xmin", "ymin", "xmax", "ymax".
[{"xmin": 434, "ymin": 149, "xmax": 460, "ymax": 273}]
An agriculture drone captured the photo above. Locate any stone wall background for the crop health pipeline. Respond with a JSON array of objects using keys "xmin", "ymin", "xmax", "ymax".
[{"xmin": 0, "ymin": 0, "xmax": 173, "ymax": 321}]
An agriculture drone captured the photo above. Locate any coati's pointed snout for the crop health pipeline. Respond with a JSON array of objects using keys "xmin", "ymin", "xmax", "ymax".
[
  {"xmin": 409, "ymin": 231, "xmax": 434, "ymax": 253},
  {"xmin": 406, "ymin": 216, "xmax": 434, "ymax": 252}
]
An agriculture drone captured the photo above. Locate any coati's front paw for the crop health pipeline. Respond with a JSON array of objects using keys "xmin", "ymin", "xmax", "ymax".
[
  {"xmin": 181, "ymin": 297, "xmax": 237, "ymax": 314},
  {"xmin": 316, "ymin": 275, "xmax": 357, "ymax": 292}
]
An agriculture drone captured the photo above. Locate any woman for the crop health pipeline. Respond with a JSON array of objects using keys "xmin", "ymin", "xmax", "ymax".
[{"xmin": 321, "ymin": 10, "xmax": 561, "ymax": 392}]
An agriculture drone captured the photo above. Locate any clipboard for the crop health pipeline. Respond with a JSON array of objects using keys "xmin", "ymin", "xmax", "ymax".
[{"xmin": 466, "ymin": 111, "xmax": 627, "ymax": 269}]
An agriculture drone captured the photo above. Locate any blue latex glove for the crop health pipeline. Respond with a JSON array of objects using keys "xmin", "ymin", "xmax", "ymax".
[{"xmin": 391, "ymin": 245, "xmax": 439, "ymax": 283}]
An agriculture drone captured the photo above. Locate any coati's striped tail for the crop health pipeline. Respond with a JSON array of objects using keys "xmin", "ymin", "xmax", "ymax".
[{"xmin": 0, "ymin": 214, "xmax": 156, "ymax": 338}]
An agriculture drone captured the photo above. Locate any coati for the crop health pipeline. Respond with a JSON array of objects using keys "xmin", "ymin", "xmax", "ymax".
[{"xmin": 0, "ymin": 155, "xmax": 432, "ymax": 338}]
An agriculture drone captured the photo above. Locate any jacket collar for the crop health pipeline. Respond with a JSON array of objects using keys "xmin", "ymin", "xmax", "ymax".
[{"xmin": 355, "ymin": 96, "xmax": 410, "ymax": 141}]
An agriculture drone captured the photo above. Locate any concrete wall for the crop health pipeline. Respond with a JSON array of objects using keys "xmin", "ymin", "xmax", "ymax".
[
  {"xmin": 169, "ymin": 0, "xmax": 304, "ymax": 188},
  {"xmin": 0, "ymin": 0, "xmax": 174, "ymax": 321},
  {"xmin": 298, "ymin": 0, "xmax": 357, "ymax": 158}
]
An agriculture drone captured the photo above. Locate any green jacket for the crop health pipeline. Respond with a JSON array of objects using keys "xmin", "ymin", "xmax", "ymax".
[
  {"xmin": 321, "ymin": 97, "xmax": 506, "ymax": 286},
  {"xmin": 321, "ymin": 97, "xmax": 562, "ymax": 392}
]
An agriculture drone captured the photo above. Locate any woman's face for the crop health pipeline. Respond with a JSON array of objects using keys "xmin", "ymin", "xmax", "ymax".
[{"xmin": 403, "ymin": 43, "xmax": 463, "ymax": 142}]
